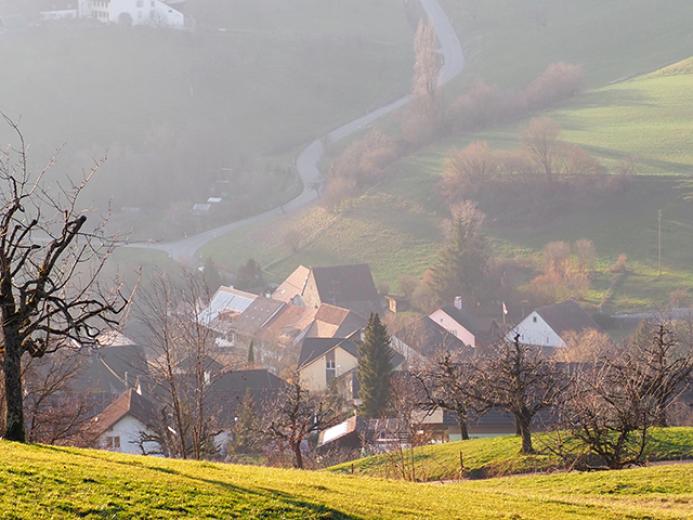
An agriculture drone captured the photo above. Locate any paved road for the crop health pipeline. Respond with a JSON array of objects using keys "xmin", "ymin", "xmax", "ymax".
[{"xmin": 128, "ymin": 0, "xmax": 465, "ymax": 263}]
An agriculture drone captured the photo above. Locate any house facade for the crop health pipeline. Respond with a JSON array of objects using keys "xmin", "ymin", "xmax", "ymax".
[
  {"xmin": 40, "ymin": 0, "xmax": 185, "ymax": 28},
  {"xmin": 507, "ymin": 300, "xmax": 600, "ymax": 349},
  {"xmin": 89, "ymin": 389, "xmax": 160, "ymax": 455}
]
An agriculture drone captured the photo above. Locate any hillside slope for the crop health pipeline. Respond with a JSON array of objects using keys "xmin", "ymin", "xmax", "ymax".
[
  {"xmin": 1, "ymin": 441, "xmax": 692, "ymax": 519},
  {"xmin": 330, "ymin": 427, "xmax": 693, "ymax": 482},
  {"xmin": 201, "ymin": 56, "xmax": 693, "ymax": 309}
]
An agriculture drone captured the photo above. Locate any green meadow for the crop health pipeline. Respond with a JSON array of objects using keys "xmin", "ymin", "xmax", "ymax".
[{"xmin": 1, "ymin": 441, "xmax": 691, "ymax": 519}]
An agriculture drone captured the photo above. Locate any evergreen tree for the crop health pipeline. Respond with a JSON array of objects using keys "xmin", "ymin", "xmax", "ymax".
[
  {"xmin": 429, "ymin": 202, "xmax": 488, "ymax": 306},
  {"xmin": 358, "ymin": 314, "xmax": 394, "ymax": 417}
]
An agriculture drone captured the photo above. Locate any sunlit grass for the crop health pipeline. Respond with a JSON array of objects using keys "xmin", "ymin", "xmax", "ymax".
[{"xmin": 1, "ymin": 440, "xmax": 691, "ymax": 519}]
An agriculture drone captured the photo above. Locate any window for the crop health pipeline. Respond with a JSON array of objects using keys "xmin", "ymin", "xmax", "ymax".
[
  {"xmin": 532, "ymin": 316, "xmax": 538, "ymax": 323},
  {"xmin": 326, "ymin": 351, "xmax": 336, "ymax": 384},
  {"xmin": 104, "ymin": 436, "xmax": 121, "ymax": 450}
]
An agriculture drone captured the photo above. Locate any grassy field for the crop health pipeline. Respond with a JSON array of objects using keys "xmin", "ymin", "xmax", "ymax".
[
  {"xmin": 330, "ymin": 427, "xmax": 693, "ymax": 482},
  {"xmin": 1, "ymin": 441, "xmax": 691, "ymax": 519},
  {"xmin": 470, "ymin": 56, "xmax": 693, "ymax": 174},
  {"xmin": 440, "ymin": 0, "xmax": 693, "ymax": 90}
]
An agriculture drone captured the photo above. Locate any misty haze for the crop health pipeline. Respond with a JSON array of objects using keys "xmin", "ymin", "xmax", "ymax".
[{"xmin": 0, "ymin": 1, "xmax": 691, "ymax": 518}]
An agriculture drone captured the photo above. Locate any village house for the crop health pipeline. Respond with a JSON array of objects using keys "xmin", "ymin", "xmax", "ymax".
[
  {"xmin": 272, "ymin": 264, "xmax": 382, "ymax": 316},
  {"xmin": 88, "ymin": 388, "xmax": 160, "ymax": 455},
  {"xmin": 506, "ymin": 300, "xmax": 600, "ymax": 349},
  {"xmin": 298, "ymin": 335, "xmax": 404, "ymax": 396},
  {"xmin": 74, "ymin": 331, "xmax": 150, "ymax": 415},
  {"xmin": 39, "ymin": 0, "xmax": 185, "ymax": 28},
  {"xmin": 390, "ymin": 314, "xmax": 470, "ymax": 367},
  {"xmin": 428, "ymin": 297, "xmax": 498, "ymax": 349}
]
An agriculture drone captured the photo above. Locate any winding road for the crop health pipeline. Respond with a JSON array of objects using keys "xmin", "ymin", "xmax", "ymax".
[{"xmin": 130, "ymin": 0, "xmax": 464, "ymax": 263}]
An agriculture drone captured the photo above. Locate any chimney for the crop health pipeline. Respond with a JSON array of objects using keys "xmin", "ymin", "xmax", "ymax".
[{"xmin": 454, "ymin": 296, "xmax": 463, "ymax": 310}]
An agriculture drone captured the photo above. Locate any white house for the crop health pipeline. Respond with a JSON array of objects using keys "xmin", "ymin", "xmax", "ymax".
[
  {"xmin": 41, "ymin": 0, "xmax": 185, "ymax": 29},
  {"xmin": 429, "ymin": 297, "xmax": 488, "ymax": 348},
  {"xmin": 506, "ymin": 300, "xmax": 599, "ymax": 349},
  {"xmin": 89, "ymin": 389, "xmax": 161, "ymax": 455}
]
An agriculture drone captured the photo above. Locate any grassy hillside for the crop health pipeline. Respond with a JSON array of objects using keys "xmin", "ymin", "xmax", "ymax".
[
  {"xmin": 441, "ymin": 0, "xmax": 693, "ymax": 89},
  {"xmin": 330, "ymin": 427, "xmax": 693, "ymax": 482},
  {"xmin": 472, "ymin": 56, "xmax": 693, "ymax": 174},
  {"xmin": 2, "ymin": 441, "xmax": 692, "ymax": 519},
  {"xmin": 202, "ymin": 55, "xmax": 693, "ymax": 309}
]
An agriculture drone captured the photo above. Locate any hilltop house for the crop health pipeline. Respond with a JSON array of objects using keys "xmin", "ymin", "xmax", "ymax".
[
  {"xmin": 39, "ymin": 0, "xmax": 185, "ymax": 28},
  {"xmin": 506, "ymin": 300, "xmax": 600, "ymax": 349},
  {"xmin": 272, "ymin": 264, "xmax": 381, "ymax": 316},
  {"xmin": 88, "ymin": 389, "xmax": 160, "ymax": 455}
]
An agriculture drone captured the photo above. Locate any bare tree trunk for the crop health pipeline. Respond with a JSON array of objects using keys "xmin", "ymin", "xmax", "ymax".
[
  {"xmin": 458, "ymin": 416, "xmax": 470, "ymax": 441},
  {"xmin": 293, "ymin": 442, "xmax": 303, "ymax": 469},
  {"xmin": 3, "ymin": 330, "xmax": 25, "ymax": 442},
  {"xmin": 518, "ymin": 417, "xmax": 533, "ymax": 454}
]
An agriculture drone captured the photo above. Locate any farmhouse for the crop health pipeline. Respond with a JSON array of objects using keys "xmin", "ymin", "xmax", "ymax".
[
  {"xmin": 273, "ymin": 264, "xmax": 381, "ymax": 316},
  {"xmin": 506, "ymin": 300, "xmax": 600, "ymax": 349},
  {"xmin": 39, "ymin": 0, "xmax": 185, "ymax": 28},
  {"xmin": 428, "ymin": 297, "xmax": 493, "ymax": 348},
  {"xmin": 391, "ymin": 314, "xmax": 469, "ymax": 366},
  {"xmin": 298, "ymin": 336, "xmax": 403, "ymax": 394},
  {"xmin": 88, "ymin": 389, "xmax": 160, "ymax": 455}
]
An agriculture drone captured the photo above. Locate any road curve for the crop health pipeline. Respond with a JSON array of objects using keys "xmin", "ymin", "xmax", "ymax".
[{"xmin": 129, "ymin": 0, "xmax": 464, "ymax": 263}]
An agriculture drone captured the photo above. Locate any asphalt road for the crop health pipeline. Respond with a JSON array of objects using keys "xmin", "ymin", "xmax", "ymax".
[{"xmin": 128, "ymin": 0, "xmax": 465, "ymax": 263}]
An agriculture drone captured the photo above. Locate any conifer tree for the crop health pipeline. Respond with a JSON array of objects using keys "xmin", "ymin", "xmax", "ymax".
[
  {"xmin": 358, "ymin": 314, "xmax": 394, "ymax": 417},
  {"xmin": 429, "ymin": 202, "xmax": 488, "ymax": 306}
]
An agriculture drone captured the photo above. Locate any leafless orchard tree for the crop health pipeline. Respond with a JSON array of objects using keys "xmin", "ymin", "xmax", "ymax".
[
  {"xmin": 0, "ymin": 115, "xmax": 125, "ymax": 442},
  {"xmin": 472, "ymin": 336, "xmax": 566, "ymax": 453},
  {"xmin": 632, "ymin": 322, "xmax": 692, "ymax": 427},
  {"xmin": 558, "ymin": 356, "xmax": 659, "ymax": 469},
  {"xmin": 414, "ymin": 352, "xmax": 477, "ymax": 440},
  {"xmin": 259, "ymin": 372, "xmax": 336, "ymax": 469},
  {"xmin": 136, "ymin": 272, "xmax": 221, "ymax": 459}
]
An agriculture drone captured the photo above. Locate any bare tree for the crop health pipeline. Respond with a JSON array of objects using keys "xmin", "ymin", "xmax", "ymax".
[
  {"xmin": 522, "ymin": 117, "xmax": 561, "ymax": 184},
  {"xmin": 259, "ymin": 373, "xmax": 335, "ymax": 469},
  {"xmin": 0, "ymin": 115, "xmax": 125, "ymax": 442},
  {"xmin": 559, "ymin": 356, "xmax": 659, "ymax": 469},
  {"xmin": 473, "ymin": 336, "xmax": 565, "ymax": 453},
  {"xmin": 632, "ymin": 322, "xmax": 692, "ymax": 427},
  {"xmin": 415, "ymin": 352, "xmax": 476, "ymax": 440},
  {"xmin": 136, "ymin": 272, "xmax": 220, "ymax": 459}
]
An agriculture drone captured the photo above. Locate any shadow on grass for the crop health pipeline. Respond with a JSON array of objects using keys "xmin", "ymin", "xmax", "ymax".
[{"xmin": 31, "ymin": 444, "xmax": 360, "ymax": 520}]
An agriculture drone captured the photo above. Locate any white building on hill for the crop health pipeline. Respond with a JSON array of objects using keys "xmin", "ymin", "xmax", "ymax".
[{"xmin": 40, "ymin": 0, "xmax": 185, "ymax": 29}]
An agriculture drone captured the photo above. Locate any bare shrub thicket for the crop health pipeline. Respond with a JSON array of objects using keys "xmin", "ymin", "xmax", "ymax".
[
  {"xmin": 323, "ymin": 130, "xmax": 401, "ymax": 209},
  {"xmin": 528, "ymin": 240, "xmax": 595, "ymax": 302}
]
